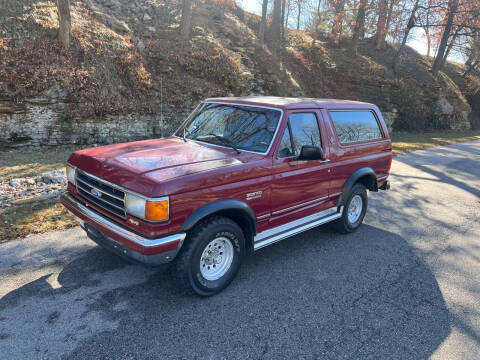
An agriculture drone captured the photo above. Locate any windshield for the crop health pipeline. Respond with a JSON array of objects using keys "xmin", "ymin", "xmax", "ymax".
[{"xmin": 176, "ymin": 103, "xmax": 282, "ymax": 154}]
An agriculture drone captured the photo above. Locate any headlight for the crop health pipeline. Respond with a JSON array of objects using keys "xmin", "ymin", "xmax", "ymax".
[
  {"xmin": 125, "ymin": 193, "xmax": 169, "ymax": 222},
  {"xmin": 66, "ymin": 164, "xmax": 76, "ymax": 185}
]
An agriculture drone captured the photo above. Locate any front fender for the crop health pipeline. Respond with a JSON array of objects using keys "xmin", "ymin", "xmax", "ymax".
[{"xmin": 180, "ymin": 199, "xmax": 257, "ymax": 235}]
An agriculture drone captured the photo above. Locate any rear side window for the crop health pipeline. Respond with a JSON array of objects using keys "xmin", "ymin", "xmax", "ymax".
[{"xmin": 329, "ymin": 110, "xmax": 383, "ymax": 144}]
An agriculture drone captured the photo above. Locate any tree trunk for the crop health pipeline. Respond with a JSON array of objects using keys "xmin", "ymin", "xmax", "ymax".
[
  {"xmin": 392, "ymin": 0, "xmax": 419, "ymax": 71},
  {"xmin": 375, "ymin": 0, "xmax": 388, "ymax": 49},
  {"xmin": 57, "ymin": 0, "xmax": 71, "ymax": 49},
  {"xmin": 285, "ymin": 1, "xmax": 290, "ymax": 29},
  {"xmin": 465, "ymin": 52, "xmax": 474, "ymax": 67},
  {"xmin": 259, "ymin": 0, "xmax": 269, "ymax": 44},
  {"xmin": 315, "ymin": 0, "xmax": 322, "ymax": 34},
  {"xmin": 463, "ymin": 59, "xmax": 479, "ymax": 77},
  {"xmin": 424, "ymin": 0, "xmax": 432, "ymax": 59},
  {"xmin": 331, "ymin": 0, "xmax": 346, "ymax": 44},
  {"xmin": 425, "ymin": 27, "xmax": 431, "ymax": 59},
  {"xmin": 440, "ymin": 28, "xmax": 460, "ymax": 69},
  {"xmin": 179, "ymin": 0, "xmax": 192, "ymax": 40},
  {"xmin": 352, "ymin": 0, "xmax": 368, "ymax": 48},
  {"xmin": 385, "ymin": 0, "xmax": 395, "ymax": 38},
  {"xmin": 271, "ymin": 0, "xmax": 283, "ymax": 46},
  {"xmin": 296, "ymin": 2, "xmax": 302, "ymax": 30},
  {"xmin": 281, "ymin": 0, "xmax": 286, "ymax": 40},
  {"xmin": 432, "ymin": 0, "xmax": 458, "ymax": 77}
]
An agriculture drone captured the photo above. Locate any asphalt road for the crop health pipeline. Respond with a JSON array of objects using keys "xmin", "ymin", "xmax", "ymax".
[{"xmin": 1, "ymin": 140, "xmax": 479, "ymax": 360}]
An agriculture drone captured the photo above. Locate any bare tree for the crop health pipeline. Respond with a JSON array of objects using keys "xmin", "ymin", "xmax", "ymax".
[
  {"xmin": 465, "ymin": 35, "xmax": 479, "ymax": 65},
  {"xmin": 259, "ymin": 0, "xmax": 269, "ymax": 44},
  {"xmin": 285, "ymin": 0, "xmax": 291, "ymax": 29},
  {"xmin": 331, "ymin": 0, "xmax": 346, "ymax": 44},
  {"xmin": 439, "ymin": 25, "xmax": 462, "ymax": 69},
  {"xmin": 423, "ymin": 0, "xmax": 433, "ymax": 59},
  {"xmin": 296, "ymin": 0, "xmax": 303, "ymax": 30},
  {"xmin": 432, "ymin": 0, "xmax": 459, "ymax": 76},
  {"xmin": 392, "ymin": 0, "xmax": 420, "ymax": 71},
  {"xmin": 375, "ymin": 0, "xmax": 389, "ymax": 48},
  {"xmin": 463, "ymin": 59, "xmax": 479, "ymax": 76},
  {"xmin": 179, "ymin": 0, "xmax": 193, "ymax": 40},
  {"xmin": 352, "ymin": 0, "xmax": 368, "ymax": 49},
  {"xmin": 385, "ymin": 0, "xmax": 397, "ymax": 38},
  {"xmin": 57, "ymin": 0, "xmax": 71, "ymax": 49},
  {"xmin": 271, "ymin": 0, "xmax": 283, "ymax": 46}
]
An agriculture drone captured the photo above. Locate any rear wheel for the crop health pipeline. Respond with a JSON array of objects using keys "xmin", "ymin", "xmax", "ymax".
[
  {"xmin": 175, "ymin": 216, "xmax": 245, "ymax": 296},
  {"xmin": 333, "ymin": 183, "xmax": 368, "ymax": 234}
]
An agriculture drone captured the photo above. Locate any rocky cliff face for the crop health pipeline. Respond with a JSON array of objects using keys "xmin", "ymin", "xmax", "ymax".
[{"xmin": 0, "ymin": 84, "xmax": 187, "ymax": 148}]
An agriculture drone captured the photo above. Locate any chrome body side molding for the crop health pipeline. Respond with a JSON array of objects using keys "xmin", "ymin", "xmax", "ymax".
[{"xmin": 253, "ymin": 206, "xmax": 342, "ymax": 250}]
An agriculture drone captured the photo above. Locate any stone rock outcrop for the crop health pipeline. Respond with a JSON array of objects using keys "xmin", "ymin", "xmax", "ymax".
[
  {"xmin": 433, "ymin": 96, "xmax": 471, "ymax": 130},
  {"xmin": 0, "ymin": 85, "xmax": 187, "ymax": 148}
]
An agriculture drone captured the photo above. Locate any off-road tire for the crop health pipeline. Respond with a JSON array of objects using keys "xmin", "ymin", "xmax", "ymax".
[
  {"xmin": 333, "ymin": 183, "xmax": 368, "ymax": 234},
  {"xmin": 175, "ymin": 216, "xmax": 245, "ymax": 296}
]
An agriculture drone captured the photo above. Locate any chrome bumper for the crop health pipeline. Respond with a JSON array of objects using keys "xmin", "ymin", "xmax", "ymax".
[{"xmin": 61, "ymin": 193, "xmax": 186, "ymax": 266}]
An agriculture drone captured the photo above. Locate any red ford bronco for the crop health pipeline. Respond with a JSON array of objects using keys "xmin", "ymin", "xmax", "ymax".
[{"xmin": 61, "ymin": 97, "xmax": 392, "ymax": 296}]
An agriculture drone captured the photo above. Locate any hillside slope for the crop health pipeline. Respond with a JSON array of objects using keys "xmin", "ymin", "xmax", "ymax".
[{"xmin": 1, "ymin": 0, "xmax": 479, "ymax": 144}]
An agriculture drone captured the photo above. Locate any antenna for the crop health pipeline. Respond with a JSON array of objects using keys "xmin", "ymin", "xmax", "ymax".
[{"xmin": 160, "ymin": 77, "xmax": 163, "ymax": 137}]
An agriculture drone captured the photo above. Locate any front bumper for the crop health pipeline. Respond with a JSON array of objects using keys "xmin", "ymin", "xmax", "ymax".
[{"xmin": 60, "ymin": 193, "xmax": 186, "ymax": 266}]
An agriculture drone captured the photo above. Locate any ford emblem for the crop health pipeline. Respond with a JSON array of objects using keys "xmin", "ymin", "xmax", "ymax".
[{"xmin": 90, "ymin": 188, "xmax": 102, "ymax": 198}]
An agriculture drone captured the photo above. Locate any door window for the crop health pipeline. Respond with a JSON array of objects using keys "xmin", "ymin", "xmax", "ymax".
[{"xmin": 277, "ymin": 113, "xmax": 322, "ymax": 158}]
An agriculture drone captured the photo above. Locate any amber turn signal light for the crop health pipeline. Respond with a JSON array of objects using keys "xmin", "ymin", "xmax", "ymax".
[{"xmin": 145, "ymin": 199, "xmax": 169, "ymax": 221}]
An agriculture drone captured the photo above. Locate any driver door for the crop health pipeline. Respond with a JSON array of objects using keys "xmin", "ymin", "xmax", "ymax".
[{"xmin": 269, "ymin": 110, "xmax": 331, "ymax": 228}]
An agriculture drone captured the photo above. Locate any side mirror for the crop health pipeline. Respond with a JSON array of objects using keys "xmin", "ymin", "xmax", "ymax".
[{"xmin": 298, "ymin": 145, "xmax": 324, "ymax": 161}]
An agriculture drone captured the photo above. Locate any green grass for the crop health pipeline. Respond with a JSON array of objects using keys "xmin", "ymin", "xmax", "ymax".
[{"xmin": 1, "ymin": 130, "xmax": 479, "ymax": 241}]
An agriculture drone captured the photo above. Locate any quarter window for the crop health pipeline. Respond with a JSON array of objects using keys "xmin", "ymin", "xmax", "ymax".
[
  {"xmin": 329, "ymin": 110, "xmax": 383, "ymax": 144},
  {"xmin": 278, "ymin": 126, "xmax": 294, "ymax": 158},
  {"xmin": 277, "ymin": 113, "xmax": 322, "ymax": 158}
]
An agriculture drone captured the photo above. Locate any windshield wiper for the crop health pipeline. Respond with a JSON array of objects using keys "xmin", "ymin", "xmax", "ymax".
[{"xmin": 195, "ymin": 133, "xmax": 241, "ymax": 154}]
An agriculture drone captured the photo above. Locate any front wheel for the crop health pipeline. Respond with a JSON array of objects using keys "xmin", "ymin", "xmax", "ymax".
[
  {"xmin": 175, "ymin": 216, "xmax": 245, "ymax": 296},
  {"xmin": 333, "ymin": 183, "xmax": 368, "ymax": 234}
]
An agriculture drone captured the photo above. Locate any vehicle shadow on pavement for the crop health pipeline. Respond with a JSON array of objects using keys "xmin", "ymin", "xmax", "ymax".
[{"xmin": 0, "ymin": 224, "xmax": 451, "ymax": 359}]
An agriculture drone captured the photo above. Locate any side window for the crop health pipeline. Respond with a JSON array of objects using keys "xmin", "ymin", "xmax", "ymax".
[
  {"xmin": 289, "ymin": 113, "xmax": 322, "ymax": 156},
  {"xmin": 277, "ymin": 113, "xmax": 322, "ymax": 158},
  {"xmin": 329, "ymin": 110, "xmax": 383, "ymax": 144}
]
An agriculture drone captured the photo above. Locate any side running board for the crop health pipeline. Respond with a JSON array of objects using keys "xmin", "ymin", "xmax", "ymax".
[{"xmin": 253, "ymin": 207, "xmax": 343, "ymax": 250}]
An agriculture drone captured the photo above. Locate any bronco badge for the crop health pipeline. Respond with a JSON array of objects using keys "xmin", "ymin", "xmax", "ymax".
[{"xmin": 246, "ymin": 190, "xmax": 262, "ymax": 201}]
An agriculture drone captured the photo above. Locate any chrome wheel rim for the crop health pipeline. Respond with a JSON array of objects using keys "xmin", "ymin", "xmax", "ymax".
[
  {"xmin": 347, "ymin": 195, "xmax": 363, "ymax": 224},
  {"xmin": 200, "ymin": 237, "xmax": 234, "ymax": 281}
]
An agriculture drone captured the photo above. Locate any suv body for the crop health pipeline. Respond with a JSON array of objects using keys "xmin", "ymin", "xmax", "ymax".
[{"xmin": 61, "ymin": 97, "xmax": 392, "ymax": 295}]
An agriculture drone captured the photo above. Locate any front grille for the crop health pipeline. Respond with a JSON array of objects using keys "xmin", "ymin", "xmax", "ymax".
[{"xmin": 76, "ymin": 170, "xmax": 126, "ymax": 218}]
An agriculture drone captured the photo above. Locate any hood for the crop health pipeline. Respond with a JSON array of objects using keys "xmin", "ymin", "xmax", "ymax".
[{"xmin": 68, "ymin": 137, "xmax": 243, "ymax": 195}]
